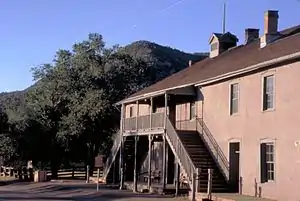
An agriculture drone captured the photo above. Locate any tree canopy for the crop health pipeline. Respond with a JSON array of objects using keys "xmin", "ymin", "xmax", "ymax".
[{"xmin": 0, "ymin": 34, "xmax": 207, "ymax": 172}]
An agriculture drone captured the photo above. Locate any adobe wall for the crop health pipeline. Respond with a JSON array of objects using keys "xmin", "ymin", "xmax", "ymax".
[{"xmin": 199, "ymin": 61, "xmax": 300, "ymax": 201}]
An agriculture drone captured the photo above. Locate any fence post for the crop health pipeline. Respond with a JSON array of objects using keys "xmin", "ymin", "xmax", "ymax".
[
  {"xmin": 196, "ymin": 168, "xmax": 201, "ymax": 193},
  {"xmin": 191, "ymin": 170, "xmax": 196, "ymax": 201},
  {"xmin": 72, "ymin": 167, "xmax": 75, "ymax": 178},
  {"xmin": 207, "ymin": 168, "xmax": 213, "ymax": 200},
  {"xmin": 86, "ymin": 165, "xmax": 90, "ymax": 183},
  {"xmin": 97, "ymin": 168, "xmax": 100, "ymax": 192}
]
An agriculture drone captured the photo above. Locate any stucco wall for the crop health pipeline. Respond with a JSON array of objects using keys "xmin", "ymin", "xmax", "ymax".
[
  {"xmin": 123, "ymin": 61, "xmax": 300, "ymax": 201},
  {"xmin": 200, "ymin": 61, "xmax": 300, "ymax": 201}
]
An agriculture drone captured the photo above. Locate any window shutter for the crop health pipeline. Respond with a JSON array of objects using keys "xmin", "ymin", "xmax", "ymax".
[{"xmin": 260, "ymin": 143, "xmax": 267, "ymax": 183}]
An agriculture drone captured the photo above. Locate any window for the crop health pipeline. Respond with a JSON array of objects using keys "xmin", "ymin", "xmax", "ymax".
[
  {"xmin": 230, "ymin": 83, "xmax": 239, "ymax": 115},
  {"xmin": 211, "ymin": 42, "xmax": 218, "ymax": 51},
  {"xmin": 190, "ymin": 102, "xmax": 196, "ymax": 120},
  {"xmin": 129, "ymin": 106, "xmax": 134, "ymax": 117},
  {"xmin": 263, "ymin": 75, "xmax": 274, "ymax": 110},
  {"xmin": 260, "ymin": 142, "xmax": 275, "ymax": 183}
]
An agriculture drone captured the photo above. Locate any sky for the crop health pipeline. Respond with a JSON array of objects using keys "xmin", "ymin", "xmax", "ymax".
[{"xmin": 0, "ymin": 0, "xmax": 299, "ymax": 92}]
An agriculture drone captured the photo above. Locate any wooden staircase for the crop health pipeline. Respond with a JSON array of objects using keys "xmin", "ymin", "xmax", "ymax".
[
  {"xmin": 177, "ymin": 131, "xmax": 229, "ymax": 193},
  {"xmin": 105, "ymin": 136, "xmax": 148, "ymax": 183}
]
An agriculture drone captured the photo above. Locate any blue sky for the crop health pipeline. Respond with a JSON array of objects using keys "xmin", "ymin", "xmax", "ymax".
[{"xmin": 0, "ymin": 0, "xmax": 299, "ymax": 92}]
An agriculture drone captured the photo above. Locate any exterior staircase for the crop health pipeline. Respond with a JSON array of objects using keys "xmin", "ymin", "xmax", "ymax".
[
  {"xmin": 177, "ymin": 131, "xmax": 229, "ymax": 192},
  {"xmin": 165, "ymin": 117, "xmax": 230, "ymax": 194},
  {"xmin": 104, "ymin": 135, "xmax": 148, "ymax": 183}
]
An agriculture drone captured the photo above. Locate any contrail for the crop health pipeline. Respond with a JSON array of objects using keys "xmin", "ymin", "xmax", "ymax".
[{"xmin": 160, "ymin": 0, "xmax": 187, "ymax": 13}]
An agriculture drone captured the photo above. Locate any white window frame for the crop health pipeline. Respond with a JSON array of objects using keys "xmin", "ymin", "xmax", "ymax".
[
  {"xmin": 229, "ymin": 82, "xmax": 239, "ymax": 115},
  {"xmin": 260, "ymin": 138, "xmax": 276, "ymax": 183},
  {"xmin": 261, "ymin": 71, "xmax": 276, "ymax": 112}
]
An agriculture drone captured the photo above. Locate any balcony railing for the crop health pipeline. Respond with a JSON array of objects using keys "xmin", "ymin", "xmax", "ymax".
[
  {"xmin": 124, "ymin": 112, "xmax": 165, "ymax": 132},
  {"xmin": 175, "ymin": 119, "xmax": 197, "ymax": 131}
]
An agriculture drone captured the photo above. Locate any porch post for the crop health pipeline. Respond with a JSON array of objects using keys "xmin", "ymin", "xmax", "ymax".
[
  {"xmin": 119, "ymin": 136, "xmax": 125, "ymax": 189},
  {"xmin": 164, "ymin": 93, "xmax": 168, "ymax": 128},
  {"xmin": 119, "ymin": 104, "xmax": 125, "ymax": 189},
  {"xmin": 136, "ymin": 101, "xmax": 139, "ymax": 131},
  {"xmin": 175, "ymin": 161, "xmax": 180, "ymax": 196},
  {"xmin": 147, "ymin": 135, "xmax": 153, "ymax": 190},
  {"xmin": 162, "ymin": 93, "xmax": 168, "ymax": 189},
  {"xmin": 150, "ymin": 97, "xmax": 153, "ymax": 129},
  {"xmin": 133, "ymin": 136, "xmax": 139, "ymax": 192}
]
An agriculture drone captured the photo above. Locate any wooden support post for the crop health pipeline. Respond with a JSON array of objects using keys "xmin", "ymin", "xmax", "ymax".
[
  {"xmin": 119, "ymin": 137, "xmax": 124, "ymax": 190},
  {"xmin": 133, "ymin": 136, "xmax": 138, "ymax": 192},
  {"xmin": 150, "ymin": 97, "xmax": 153, "ymax": 129},
  {"xmin": 175, "ymin": 161, "xmax": 180, "ymax": 196},
  {"xmin": 97, "ymin": 168, "xmax": 100, "ymax": 192},
  {"xmin": 196, "ymin": 168, "xmax": 201, "ymax": 193},
  {"xmin": 147, "ymin": 135, "xmax": 153, "ymax": 190},
  {"xmin": 112, "ymin": 161, "xmax": 116, "ymax": 184},
  {"xmin": 136, "ymin": 101, "xmax": 139, "ymax": 131},
  {"xmin": 191, "ymin": 170, "xmax": 196, "ymax": 201},
  {"xmin": 162, "ymin": 135, "xmax": 167, "ymax": 189},
  {"xmin": 164, "ymin": 93, "xmax": 168, "ymax": 129},
  {"xmin": 165, "ymin": 144, "xmax": 169, "ymax": 184},
  {"xmin": 162, "ymin": 93, "xmax": 168, "ymax": 189},
  {"xmin": 86, "ymin": 165, "xmax": 90, "ymax": 183},
  {"xmin": 119, "ymin": 104, "xmax": 125, "ymax": 190},
  {"xmin": 207, "ymin": 168, "xmax": 213, "ymax": 200}
]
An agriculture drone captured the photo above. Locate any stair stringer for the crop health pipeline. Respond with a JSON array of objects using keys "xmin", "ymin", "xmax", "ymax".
[{"xmin": 103, "ymin": 135, "xmax": 126, "ymax": 182}]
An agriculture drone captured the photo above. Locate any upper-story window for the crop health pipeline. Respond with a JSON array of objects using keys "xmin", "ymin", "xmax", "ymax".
[
  {"xmin": 262, "ymin": 75, "xmax": 274, "ymax": 111},
  {"xmin": 211, "ymin": 42, "xmax": 218, "ymax": 51},
  {"xmin": 190, "ymin": 102, "xmax": 196, "ymax": 120},
  {"xmin": 230, "ymin": 83, "xmax": 239, "ymax": 115},
  {"xmin": 129, "ymin": 106, "xmax": 134, "ymax": 117}
]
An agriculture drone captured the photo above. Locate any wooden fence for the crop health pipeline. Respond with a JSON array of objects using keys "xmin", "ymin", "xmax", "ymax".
[{"xmin": 1, "ymin": 166, "xmax": 103, "ymax": 181}]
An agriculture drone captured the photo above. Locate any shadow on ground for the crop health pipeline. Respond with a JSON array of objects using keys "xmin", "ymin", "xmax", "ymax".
[{"xmin": 0, "ymin": 182, "xmax": 186, "ymax": 201}]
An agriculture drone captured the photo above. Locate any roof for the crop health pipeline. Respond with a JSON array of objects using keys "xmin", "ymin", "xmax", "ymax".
[
  {"xmin": 119, "ymin": 25, "xmax": 300, "ymax": 104},
  {"xmin": 209, "ymin": 32, "xmax": 239, "ymax": 44}
]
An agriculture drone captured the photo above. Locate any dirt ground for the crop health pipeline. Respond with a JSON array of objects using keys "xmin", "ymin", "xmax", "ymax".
[{"xmin": 0, "ymin": 180, "xmax": 190, "ymax": 201}]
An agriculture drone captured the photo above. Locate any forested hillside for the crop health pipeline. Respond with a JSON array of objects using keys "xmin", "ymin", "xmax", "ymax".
[{"xmin": 0, "ymin": 34, "xmax": 207, "ymax": 172}]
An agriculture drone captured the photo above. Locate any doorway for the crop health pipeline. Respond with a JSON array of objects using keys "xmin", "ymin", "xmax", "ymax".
[{"xmin": 229, "ymin": 142, "xmax": 240, "ymax": 192}]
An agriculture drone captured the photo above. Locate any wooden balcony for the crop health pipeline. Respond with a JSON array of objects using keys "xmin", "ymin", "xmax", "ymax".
[{"xmin": 123, "ymin": 112, "xmax": 165, "ymax": 135}]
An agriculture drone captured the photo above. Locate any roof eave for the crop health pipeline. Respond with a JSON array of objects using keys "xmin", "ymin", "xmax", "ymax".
[
  {"xmin": 115, "ymin": 83, "xmax": 195, "ymax": 105},
  {"xmin": 195, "ymin": 51, "xmax": 300, "ymax": 87}
]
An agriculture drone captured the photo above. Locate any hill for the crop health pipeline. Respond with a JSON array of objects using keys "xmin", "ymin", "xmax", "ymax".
[{"xmin": 0, "ymin": 40, "xmax": 208, "ymax": 120}]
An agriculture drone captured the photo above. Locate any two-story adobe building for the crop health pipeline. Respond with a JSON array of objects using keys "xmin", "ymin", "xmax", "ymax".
[{"xmin": 103, "ymin": 10, "xmax": 300, "ymax": 201}]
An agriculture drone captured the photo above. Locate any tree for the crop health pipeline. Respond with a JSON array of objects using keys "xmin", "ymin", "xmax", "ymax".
[
  {"xmin": 0, "ymin": 108, "xmax": 19, "ymax": 166},
  {"xmin": 24, "ymin": 33, "xmax": 150, "ymax": 174}
]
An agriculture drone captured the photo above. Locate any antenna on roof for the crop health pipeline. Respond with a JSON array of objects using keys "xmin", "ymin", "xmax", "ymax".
[{"xmin": 222, "ymin": 2, "xmax": 227, "ymax": 34}]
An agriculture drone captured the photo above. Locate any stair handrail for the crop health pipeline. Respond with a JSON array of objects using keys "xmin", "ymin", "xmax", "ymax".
[
  {"xmin": 103, "ymin": 131, "xmax": 122, "ymax": 180},
  {"xmin": 165, "ymin": 117, "xmax": 196, "ymax": 186},
  {"xmin": 196, "ymin": 118, "xmax": 230, "ymax": 181}
]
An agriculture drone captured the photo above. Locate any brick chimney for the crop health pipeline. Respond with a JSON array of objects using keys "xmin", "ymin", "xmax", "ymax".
[
  {"xmin": 264, "ymin": 10, "xmax": 279, "ymax": 35},
  {"xmin": 260, "ymin": 10, "xmax": 280, "ymax": 48},
  {"xmin": 245, "ymin": 28, "xmax": 259, "ymax": 44}
]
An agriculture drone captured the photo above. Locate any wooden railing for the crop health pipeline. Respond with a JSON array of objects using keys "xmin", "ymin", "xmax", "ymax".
[
  {"xmin": 175, "ymin": 119, "xmax": 197, "ymax": 131},
  {"xmin": 165, "ymin": 117, "xmax": 196, "ymax": 187},
  {"xmin": 102, "ymin": 132, "xmax": 122, "ymax": 181},
  {"xmin": 196, "ymin": 118, "xmax": 230, "ymax": 181},
  {"xmin": 124, "ymin": 112, "xmax": 165, "ymax": 131}
]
